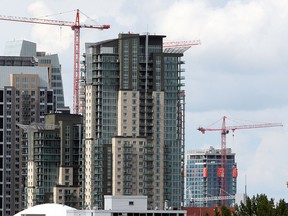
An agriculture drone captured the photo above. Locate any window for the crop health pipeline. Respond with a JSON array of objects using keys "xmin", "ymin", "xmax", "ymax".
[{"xmin": 129, "ymin": 201, "xmax": 134, "ymax": 206}]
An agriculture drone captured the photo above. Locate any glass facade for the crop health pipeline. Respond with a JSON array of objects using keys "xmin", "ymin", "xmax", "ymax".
[{"xmin": 185, "ymin": 147, "xmax": 237, "ymax": 207}]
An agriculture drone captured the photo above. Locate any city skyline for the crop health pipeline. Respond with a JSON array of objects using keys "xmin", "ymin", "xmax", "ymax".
[{"xmin": 0, "ymin": 0, "xmax": 287, "ymax": 203}]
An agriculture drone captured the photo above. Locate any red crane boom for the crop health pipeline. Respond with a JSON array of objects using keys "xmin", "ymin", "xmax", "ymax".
[
  {"xmin": 0, "ymin": 9, "xmax": 110, "ymax": 114},
  {"xmin": 198, "ymin": 116, "xmax": 283, "ymax": 205}
]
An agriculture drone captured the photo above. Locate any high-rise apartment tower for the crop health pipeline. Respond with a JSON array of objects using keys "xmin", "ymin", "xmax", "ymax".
[
  {"xmin": 0, "ymin": 40, "xmax": 67, "ymax": 215},
  {"xmin": 19, "ymin": 113, "xmax": 83, "ymax": 208},
  {"xmin": 83, "ymin": 33, "xmax": 186, "ymax": 210}
]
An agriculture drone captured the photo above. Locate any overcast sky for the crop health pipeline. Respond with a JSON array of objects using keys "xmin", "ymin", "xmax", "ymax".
[{"xmin": 0, "ymin": 0, "xmax": 287, "ymax": 203}]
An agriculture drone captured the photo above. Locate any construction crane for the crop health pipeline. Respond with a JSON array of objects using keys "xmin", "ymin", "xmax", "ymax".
[
  {"xmin": 0, "ymin": 9, "xmax": 110, "ymax": 114},
  {"xmin": 163, "ymin": 40, "xmax": 201, "ymax": 53},
  {"xmin": 198, "ymin": 116, "xmax": 283, "ymax": 205}
]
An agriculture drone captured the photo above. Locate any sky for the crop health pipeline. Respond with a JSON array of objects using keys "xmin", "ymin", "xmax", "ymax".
[{"xmin": 0, "ymin": 0, "xmax": 287, "ymax": 203}]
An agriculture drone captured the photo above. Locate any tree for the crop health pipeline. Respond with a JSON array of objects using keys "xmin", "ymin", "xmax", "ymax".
[
  {"xmin": 221, "ymin": 205, "xmax": 232, "ymax": 216},
  {"xmin": 235, "ymin": 194, "xmax": 288, "ymax": 216},
  {"xmin": 275, "ymin": 199, "xmax": 288, "ymax": 216}
]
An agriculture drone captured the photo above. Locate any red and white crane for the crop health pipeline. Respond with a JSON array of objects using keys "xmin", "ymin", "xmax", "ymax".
[
  {"xmin": 0, "ymin": 9, "xmax": 110, "ymax": 114},
  {"xmin": 198, "ymin": 116, "xmax": 283, "ymax": 205},
  {"xmin": 163, "ymin": 40, "xmax": 201, "ymax": 53}
]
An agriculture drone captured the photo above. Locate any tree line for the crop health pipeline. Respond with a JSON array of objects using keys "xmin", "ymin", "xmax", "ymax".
[{"xmin": 205, "ymin": 194, "xmax": 288, "ymax": 216}]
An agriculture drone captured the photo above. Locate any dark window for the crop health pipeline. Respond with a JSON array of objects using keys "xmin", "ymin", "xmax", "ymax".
[
  {"xmin": 47, "ymin": 91, "xmax": 53, "ymax": 103},
  {"xmin": 0, "ymin": 91, "xmax": 2, "ymax": 102}
]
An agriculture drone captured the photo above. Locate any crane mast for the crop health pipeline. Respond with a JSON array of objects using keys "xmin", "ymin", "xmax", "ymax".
[
  {"xmin": 198, "ymin": 116, "xmax": 283, "ymax": 206},
  {"xmin": 0, "ymin": 9, "xmax": 110, "ymax": 114},
  {"xmin": 220, "ymin": 116, "xmax": 227, "ymax": 198}
]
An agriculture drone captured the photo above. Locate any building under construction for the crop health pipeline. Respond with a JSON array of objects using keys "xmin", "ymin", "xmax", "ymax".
[{"xmin": 185, "ymin": 146, "xmax": 237, "ymax": 207}]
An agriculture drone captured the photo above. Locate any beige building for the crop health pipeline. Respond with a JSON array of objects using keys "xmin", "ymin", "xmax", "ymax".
[
  {"xmin": 21, "ymin": 113, "xmax": 83, "ymax": 209},
  {"xmin": 83, "ymin": 33, "xmax": 186, "ymax": 210}
]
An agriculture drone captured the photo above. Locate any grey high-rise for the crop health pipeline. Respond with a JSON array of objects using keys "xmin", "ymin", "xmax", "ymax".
[
  {"xmin": 4, "ymin": 40, "xmax": 66, "ymax": 110},
  {"xmin": 19, "ymin": 113, "xmax": 83, "ymax": 209},
  {"xmin": 0, "ymin": 61, "xmax": 54, "ymax": 215},
  {"xmin": 83, "ymin": 33, "xmax": 186, "ymax": 210},
  {"xmin": 0, "ymin": 40, "xmax": 67, "ymax": 215}
]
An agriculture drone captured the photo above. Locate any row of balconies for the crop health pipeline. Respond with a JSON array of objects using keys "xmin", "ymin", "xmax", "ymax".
[
  {"xmin": 139, "ymin": 114, "xmax": 153, "ymax": 120},
  {"xmin": 143, "ymin": 164, "xmax": 153, "ymax": 169},
  {"xmin": 143, "ymin": 156, "xmax": 153, "ymax": 162},
  {"xmin": 139, "ymin": 94, "xmax": 153, "ymax": 100},
  {"xmin": 144, "ymin": 183, "xmax": 153, "ymax": 189},
  {"xmin": 143, "ymin": 176, "xmax": 153, "ymax": 182},
  {"xmin": 139, "ymin": 81, "xmax": 154, "ymax": 87},
  {"xmin": 144, "ymin": 149, "xmax": 153, "ymax": 155},
  {"xmin": 139, "ymin": 108, "xmax": 153, "ymax": 113},
  {"xmin": 139, "ymin": 66, "xmax": 153, "ymax": 71},
  {"xmin": 139, "ymin": 57, "xmax": 153, "ymax": 63},
  {"xmin": 139, "ymin": 101, "xmax": 153, "ymax": 107},
  {"xmin": 139, "ymin": 122, "xmax": 154, "ymax": 127}
]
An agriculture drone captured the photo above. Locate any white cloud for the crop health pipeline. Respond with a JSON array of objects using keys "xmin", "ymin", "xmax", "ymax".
[
  {"xmin": 27, "ymin": 1, "xmax": 73, "ymax": 54},
  {"xmin": 0, "ymin": 0, "xmax": 287, "ymax": 202},
  {"xmin": 244, "ymin": 130, "xmax": 288, "ymax": 199},
  {"xmin": 154, "ymin": 0, "xmax": 288, "ymax": 69}
]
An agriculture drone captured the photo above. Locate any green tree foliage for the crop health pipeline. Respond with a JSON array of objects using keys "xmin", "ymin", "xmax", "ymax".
[
  {"xmin": 221, "ymin": 205, "xmax": 232, "ymax": 216},
  {"xmin": 235, "ymin": 194, "xmax": 288, "ymax": 216},
  {"xmin": 275, "ymin": 199, "xmax": 288, "ymax": 216}
]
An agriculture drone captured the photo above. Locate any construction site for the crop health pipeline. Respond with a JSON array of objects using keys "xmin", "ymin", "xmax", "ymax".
[
  {"xmin": 184, "ymin": 116, "xmax": 283, "ymax": 215},
  {"xmin": 0, "ymin": 6, "xmax": 286, "ymax": 216}
]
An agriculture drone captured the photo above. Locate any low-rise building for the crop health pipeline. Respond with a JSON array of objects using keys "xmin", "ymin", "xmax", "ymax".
[{"xmin": 14, "ymin": 196, "xmax": 187, "ymax": 216}]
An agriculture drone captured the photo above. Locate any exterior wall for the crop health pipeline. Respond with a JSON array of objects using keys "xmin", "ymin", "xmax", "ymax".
[
  {"xmin": 0, "ymin": 43, "xmax": 66, "ymax": 215},
  {"xmin": 0, "ymin": 66, "xmax": 49, "ymax": 88},
  {"xmin": 4, "ymin": 40, "xmax": 36, "ymax": 57},
  {"xmin": 185, "ymin": 147, "xmax": 237, "ymax": 207},
  {"xmin": 37, "ymin": 54, "xmax": 66, "ymax": 109},
  {"xmin": 66, "ymin": 210, "xmax": 186, "ymax": 216},
  {"xmin": 83, "ymin": 85, "xmax": 96, "ymax": 208},
  {"xmin": 104, "ymin": 195, "xmax": 147, "ymax": 211},
  {"xmin": 103, "ymin": 144, "xmax": 112, "ymax": 195},
  {"xmin": 27, "ymin": 160, "xmax": 36, "ymax": 207},
  {"xmin": 83, "ymin": 33, "xmax": 185, "ymax": 210},
  {"xmin": 112, "ymin": 137, "xmax": 148, "ymax": 196},
  {"xmin": 58, "ymin": 167, "xmax": 74, "ymax": 186},
  {"xmin": 21, "ymin": 113, "xmax": 82, "ymax": 209},
  {"xmin": 117, "ymin": 91, "xmax": 140, "ymax": 136},
  {"xmin": 53, "ymin": 186, "xmax": 80, "ymax": 208},
  {"xmin": 4, "ymin": 40, "xmax": 66, "ymax": 109},
  {"xmin": 0, "ymin": 78, "xmax": 53, "ymax": 215}
]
